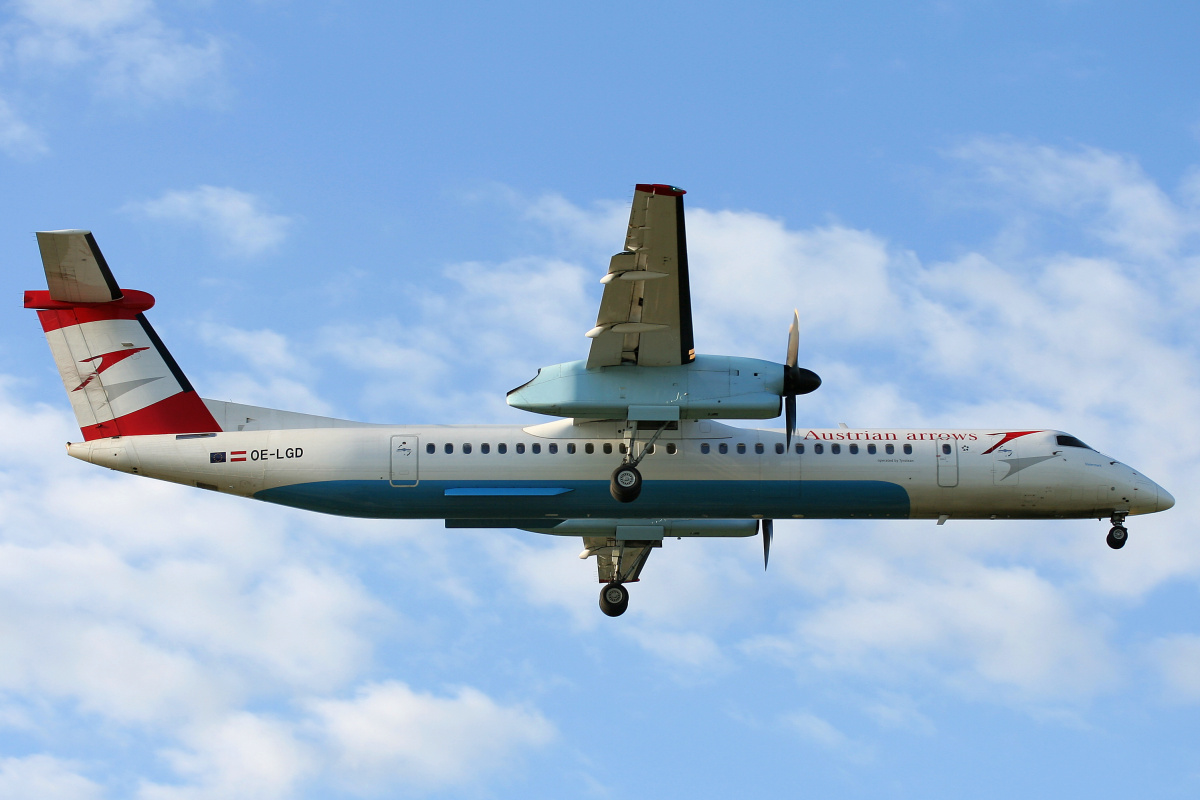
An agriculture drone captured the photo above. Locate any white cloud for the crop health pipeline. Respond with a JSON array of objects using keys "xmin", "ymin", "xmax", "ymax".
[
  {"xmin": 195, "ymin": 322, "xmax": 335, "ymax": 417},
  {"xmin": 139, "ymin": 713, "xmax": 315, "ymax": 800},
  {"xmin": 784, "ymin": 711, "xmax": 872, "ymax": 763},
  {"xmin": 15, "ymin": 0, "xmax": 153, "ymax": 37},
  {"xmin": 1148, "ymin": 634, "xmax": 1200, "ymax": 704},
  {"xmin": 949, "ymin": 137, "xmax": 1197, "ymax": 260},
  {"xmin": 308, "ymin": 681, "xmax": 556, "ymax": 793},
  {"xmin": 0, "ymin": 95, "xmax": 48, "ymax": 159},
  {"xmin": 10, "ymin": 0, "xmax": 223, "ymax": 104},
  {"xmin": 129, "ymin": 186, "xmax": 293, "ymax": 257},
  {"xmin": 0, "ymin": 755, "xmax": 103, "ymax": 800},
  {"xmin": 688, "ymin": 212, "xmax": 906, "ymax": 353}
]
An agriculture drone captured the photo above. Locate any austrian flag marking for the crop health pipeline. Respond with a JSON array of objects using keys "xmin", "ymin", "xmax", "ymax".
[{"xmin": 230, "ymin": 451, "xmax": 247, "ymax": 462}]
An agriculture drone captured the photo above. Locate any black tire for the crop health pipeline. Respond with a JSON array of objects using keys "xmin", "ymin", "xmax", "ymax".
[
  {"xmin": 610, "ymin": 464, "xmax": 642, "ymax": 503},
  {"xmin": 1107, "ymin": 525, "xmax": 1128, "ymax": 550},
  {"xmin": 599, "ymin": 583, "xmax": 629, "ymax": 617}
]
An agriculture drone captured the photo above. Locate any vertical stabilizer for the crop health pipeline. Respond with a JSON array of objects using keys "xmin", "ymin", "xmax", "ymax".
[{"xmin": 25, "ymin": 230, "xmax": 222, "ymax": 441}]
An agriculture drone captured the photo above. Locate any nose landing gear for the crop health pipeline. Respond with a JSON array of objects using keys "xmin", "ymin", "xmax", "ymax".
[{"xmin": 1106, "ymin": 512, "xmax": 1128, "ymax": 550}]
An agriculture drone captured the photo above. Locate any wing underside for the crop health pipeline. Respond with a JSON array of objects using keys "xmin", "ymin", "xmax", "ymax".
[{"xmin": 585, "ymin": 184, "xmax": 695, "ymax": 369}]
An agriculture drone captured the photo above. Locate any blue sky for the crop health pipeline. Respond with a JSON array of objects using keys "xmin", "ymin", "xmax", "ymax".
[{"xmin": 2, "ymin": 1, "xmax": 1199, "ymax": 798}]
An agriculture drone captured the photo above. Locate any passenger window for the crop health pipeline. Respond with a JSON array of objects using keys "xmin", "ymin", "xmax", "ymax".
[
  {"xmin": 775, "ymin": 443, "xmax": 784, "ymax": 454},
  {"xmin": 516, "ymin": 443, "xmax": 525, "ymax": 454},
  {"xmin": 481, "ymin": 443, "xmax": 490, "ymax": 454},
  {"xmin": 604, "ymin": 443, "xmax": 612, "ymax": 455},
  {"xmin": 886, "ymin": 444, "xmax": 894, "ymax": 455},
  {"xmin": 867, "ymin": 443, "xmax": 876, "ymax": 455},
  {"xmin": 795, "ymin": 443, "xmax": 804, "ymax": 454},
  {"xmin": 548, "ymin": 443, "xmax": 558, "ymax": 454},
  {"xmin": 444, "ymin": 443, "xmax": 454, "ymax": 454},
  {"xmin": 646, "ymin": 444, "xmax": 655, "ymax": 455},
  {"xmin": 701, "ymin": 443, "xmax": 710, "ymax": 454},
  {"xmin": 719, "ymin": 443, "xmax": 728, "ymax": 454},
  {"xmin": 426, "ymin": 443, "xmax": 435, "ymax": 454},
  {"xmin": 814, "ymin": 443, "xmax": 823, "ymax": 454},
  {"xmin": 585, "ymin": 443, "xmax": 594, "ymax": 454},
  {"xmin": 755, "ymin": 443, "xmax": 764, "ymax": 454},
  {"xmin": 903, "ymin": 444, "xmax": 912, "ymax": 455},
  {"xmin": 532, "ymin": 443, "xmax": 541, "ymax": 454},
  {"xmin": 498, "ymin": 443, "xmax": 508, "ymax": 454},
  {"xmin": 737, "ymin": 443, "xmax": 746, "ymax": 454},
  {"xmin": 567, "ymin": 443, "xmax": 576, "ymax": 454},
  {"xmin": 942, "ymin": 443, "xmax": 952, "ymax": 455},
  {"xmin": 666, "ymin": 443, "xmax": 677, "ymax": 455},
  {"xmin": 619, "ymin": 443, "xmax": 627, "ymax": 455},
  {"xmin": 849, "ymin": 444, "xmax": 859, "ymax": 454},
  {"xmin": 831, "ymin": 444, "xmax": 841, "ymax": 454},
  {"xmin": 463, "ymin": 443, "xmax": 472, "ymax": 454}
]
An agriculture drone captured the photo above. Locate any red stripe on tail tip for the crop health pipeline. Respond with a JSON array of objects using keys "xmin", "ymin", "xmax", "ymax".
[
  {"xmin": 634, "ymin": 184, "xmax": 686, "ymax": 196},
  {"xmin": 79, "ymin": 390, "xmax": 221, "ymax": 441},
  {"xmin": 28, "ymin": 290, "xmax": 156, "ymax": 333}
]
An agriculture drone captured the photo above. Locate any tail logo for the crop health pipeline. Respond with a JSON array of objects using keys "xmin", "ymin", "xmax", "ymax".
[{"xmin": 71, "ymin": 347, "xmax": 150, "ymax": 392}]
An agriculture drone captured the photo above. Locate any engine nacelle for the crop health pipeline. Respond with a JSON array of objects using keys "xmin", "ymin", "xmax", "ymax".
[{"xmin": 506, "ymin": 354, "xmax": 785, "ymax": 421}]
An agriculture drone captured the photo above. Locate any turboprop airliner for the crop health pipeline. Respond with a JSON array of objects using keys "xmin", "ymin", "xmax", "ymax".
[{"xmin": 26, "ymin": 184, "xmax": 1174, "ymax": 616}]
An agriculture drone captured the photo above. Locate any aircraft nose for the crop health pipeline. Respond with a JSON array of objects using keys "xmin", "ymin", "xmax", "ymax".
[{"xmin": 1157, "ymin": 485, "xmax": 1175, "ymax": 512}]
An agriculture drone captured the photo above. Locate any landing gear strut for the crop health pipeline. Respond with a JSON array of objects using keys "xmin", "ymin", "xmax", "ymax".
[
  {"xmin": 1107, "ymin": 512, "xmax": 1128, "ymax": 550},
  {"xmin": 609, "ymin": 422, "xmax": 668, "ymax": 503},
  {"xmin": 599, "ymin": 582, "xmax": 629, "ymax": 616}
]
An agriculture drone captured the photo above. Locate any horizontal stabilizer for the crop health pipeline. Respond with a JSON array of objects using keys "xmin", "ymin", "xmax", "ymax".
[{"xmin": 37, "ymin": 230, "xmax": 123, "ymax": 304}]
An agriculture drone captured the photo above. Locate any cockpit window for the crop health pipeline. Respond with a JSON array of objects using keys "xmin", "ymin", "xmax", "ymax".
[{"xmin": 1056, "ymin": 434, "xmax": 1092, "ymax": 450}]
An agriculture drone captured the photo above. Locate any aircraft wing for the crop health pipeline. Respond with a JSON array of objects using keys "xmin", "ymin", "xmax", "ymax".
[{"xmin": 585, "ymin": 184, "xmax": 696, "ymax": 369}]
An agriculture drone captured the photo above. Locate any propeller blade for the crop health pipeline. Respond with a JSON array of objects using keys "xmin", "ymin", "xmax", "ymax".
[
  {"xmin": 786, "ymin": 309, "xmax": 799, "ymax": 368},
  {"xmin": 762, "ymin": 518, "xmax": 774, "ymax": 570},
  {"xmin": 785, "ymin": 394, "xmax": 796, "ymax": 449}
]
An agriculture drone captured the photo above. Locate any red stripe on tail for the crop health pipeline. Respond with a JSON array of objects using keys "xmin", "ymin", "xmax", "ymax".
[{"xmin": 78, "ymin": 390, "xmax": 221, "ymax": 441}]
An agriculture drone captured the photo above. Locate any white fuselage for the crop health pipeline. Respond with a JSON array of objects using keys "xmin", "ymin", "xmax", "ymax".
[{"xmin": 69, "ymin": 419, "xmax": 1171, "ymax": 524}]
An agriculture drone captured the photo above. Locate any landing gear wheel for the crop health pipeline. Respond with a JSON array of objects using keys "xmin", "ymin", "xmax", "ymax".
[
  {"xmin": 599, "ymin": 583, "xmax": 630, "ymax": 617},
  {"xmin": 610, "ymin": 464, "xmax": 642, "ymax": 503},
  {"xmin": 1107, "ymin": 525, "xmax": 1128, "ymax": 550}
]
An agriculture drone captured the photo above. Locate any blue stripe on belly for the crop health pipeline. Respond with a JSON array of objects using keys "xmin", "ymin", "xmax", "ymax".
[{"xmin": 252, "ymin": 479, "xmax": 911, "ymax": 520}]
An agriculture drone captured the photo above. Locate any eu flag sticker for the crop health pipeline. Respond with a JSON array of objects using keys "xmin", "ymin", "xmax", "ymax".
[{"xmin": 210, "ymin": 452, "xmax": 227, "ymax": 463}]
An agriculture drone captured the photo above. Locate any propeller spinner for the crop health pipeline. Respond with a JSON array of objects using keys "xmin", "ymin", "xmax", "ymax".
[{"xmin": 782, "ymin": 310, "xmax": 821, "ymax": 448}]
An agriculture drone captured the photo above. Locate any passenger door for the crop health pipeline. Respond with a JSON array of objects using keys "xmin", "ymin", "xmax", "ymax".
[
  {"xmin": 390, "ymin": 435, "xmax": 419, "ymax": 487},
  {"xmin": 936, "ymin": 440, "xmax": 959, "ymax": 488}
]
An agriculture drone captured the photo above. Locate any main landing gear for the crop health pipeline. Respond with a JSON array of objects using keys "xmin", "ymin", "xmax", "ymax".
[
  {"xmin": 609, "ymin": 422, "xmax": 669, "ymax": 503},
  {"xmin": 599, "ymin": 582, "xmax": 630, "ymax": 617},
  {"xmin": 1107, "ymin": 512, "xmax": 1128, "ymax": 550}
]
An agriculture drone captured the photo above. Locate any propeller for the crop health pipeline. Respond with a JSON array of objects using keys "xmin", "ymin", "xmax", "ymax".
[
  {"xmin": 761, "ymin": 518, "xmax": 774, "ymax": 570},
  {"xmin": 782, "ymin": 309, "xmax": 821, "ymax": 448}
]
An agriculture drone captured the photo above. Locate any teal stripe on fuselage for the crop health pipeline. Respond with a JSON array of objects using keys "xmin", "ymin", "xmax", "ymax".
[{"xmin": 253, "ymin": 479, "xmax": 911, "ymax": 520}]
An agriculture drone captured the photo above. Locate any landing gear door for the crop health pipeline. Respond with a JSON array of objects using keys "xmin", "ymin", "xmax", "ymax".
[
  {"xmin": 936, "ymin": 441, "xmax": 959, "ymax": 488},
  {"xmin": 390, "ymin": 435, "xmax": 419, "ymax": 487}
]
